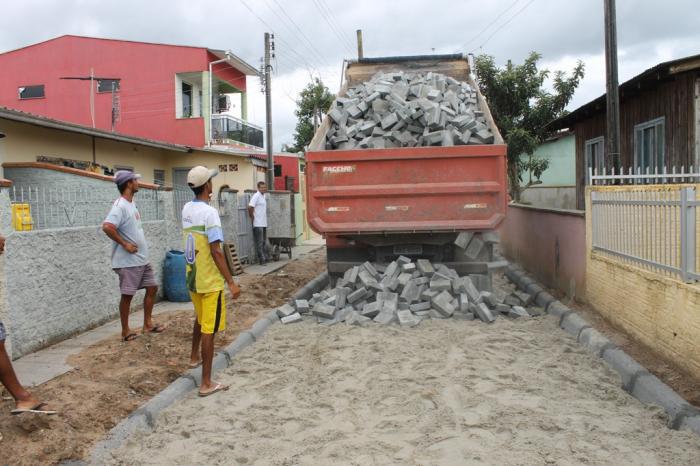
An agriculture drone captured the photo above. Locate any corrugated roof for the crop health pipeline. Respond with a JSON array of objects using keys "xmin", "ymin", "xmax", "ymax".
[
  {"xmin": 0, "ymin": 106, "xmax": 190, "ymax": 152},
  {"xmin": 549, "ymin": 53, "xmax": 700, "ymax": 130}
]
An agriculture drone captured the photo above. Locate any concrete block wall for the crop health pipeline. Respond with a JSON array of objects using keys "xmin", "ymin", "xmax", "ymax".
[
  {"xmin": 3, "ymin": 166, "xmax": 165, "ymax": 229},
  {"xmin": 0, "ymin": 166, "xmax": 178, "ymax": 358},
  {"xmin": 499, "ymin": 204, "xmax": 586, "ymax": 301},
  {"xmin": 0, "ymin": 168, "xmax": 288, "ymax": 358},
  {"xmin": 3, "ymin": 220, "xmax": 171, "ymax": 358},
  {"xmin": 519, "ymin": 186, "xmax": 577, "ymax": 210},
  {"xmin": 0, "ymin": 187, "xmax": 11, "ymax": 355}
]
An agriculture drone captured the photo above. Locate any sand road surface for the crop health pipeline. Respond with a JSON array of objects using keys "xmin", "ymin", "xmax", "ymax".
[{"xmin": 109, "ymin": 317, "xmax": 700, "ymax": 466}]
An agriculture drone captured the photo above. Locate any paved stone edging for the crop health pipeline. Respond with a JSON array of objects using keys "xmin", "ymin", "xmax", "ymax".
[
  {"xmin": 88, "ymin": 272, "xmax": 330, "ymax": 465},
  {"xmin": 504, "ymin": 265, "xmax": 700, "ymax": 436}
]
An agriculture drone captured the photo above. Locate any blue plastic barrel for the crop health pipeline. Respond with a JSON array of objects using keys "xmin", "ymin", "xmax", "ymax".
[{"xmin": 163, "ymin": 250, "xmax": 191, "ymax": 302}]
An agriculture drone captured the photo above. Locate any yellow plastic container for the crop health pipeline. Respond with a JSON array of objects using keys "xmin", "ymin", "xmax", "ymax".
[{"xmin": 11, "ymin": 203, "xmax": 33, "ymax": 231}]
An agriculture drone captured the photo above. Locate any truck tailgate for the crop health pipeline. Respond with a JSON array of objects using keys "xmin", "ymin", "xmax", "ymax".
[{"xmin": 306, "ymin": 144, "xmax": 507, "ymax": 234}]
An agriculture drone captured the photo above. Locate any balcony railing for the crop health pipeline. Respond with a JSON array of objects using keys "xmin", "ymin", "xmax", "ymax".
[{"xmin": 211, "ymin": 114, "xmax": 264, "ymax": 148}]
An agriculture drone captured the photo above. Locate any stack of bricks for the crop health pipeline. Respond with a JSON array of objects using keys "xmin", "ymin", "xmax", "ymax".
[
  {"xmin": 276, "ymin": 248, "xmax": 542, "ymax": 328},
  {"xmin": 325, "ymin": 71, "xmax": 495, "ymax": 150}
]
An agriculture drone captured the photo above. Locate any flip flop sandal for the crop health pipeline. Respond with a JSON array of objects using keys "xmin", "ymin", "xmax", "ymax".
[
  {"xmin": 145, "ymin": 324, "xmax": 166, "ymax": 334},
  {"xmin": 198, "ymin": 383, "xmax": 229, "ymax": 397},
  {"xmin": 11, "ymin": 402, "xmax": 57, "ymax": 415},
  {"xmin": 123, "ymin": 333, "xmax": 139, "ymax": 342}
]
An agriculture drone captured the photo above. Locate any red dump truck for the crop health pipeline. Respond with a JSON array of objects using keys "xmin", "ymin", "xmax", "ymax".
[{"xmin": 305, "ymin": 54, "xmax": 507, "ymax": 277}]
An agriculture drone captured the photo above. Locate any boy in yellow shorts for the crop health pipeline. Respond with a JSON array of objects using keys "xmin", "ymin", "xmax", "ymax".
[{"xmin": 182, "ymin": 166, "xmax": 241, "ymax": 397}]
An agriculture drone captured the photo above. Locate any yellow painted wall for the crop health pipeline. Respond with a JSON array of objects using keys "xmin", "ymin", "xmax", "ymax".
[
  {"xmin": 585, "ymin": 185, "xmax": 700, "ymax": 379},
  {"xmin": 0, "ymin": 118, "xmax": 258, "ymax": 192},
  {"xmin": 164, "ymin": 150, "xmax": 257, "ymax": 193}
]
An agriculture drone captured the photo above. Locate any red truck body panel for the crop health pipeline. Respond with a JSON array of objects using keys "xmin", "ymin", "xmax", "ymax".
[{"xmin": 306, "ymin": 144, "xmax": 508, "ymax": 235}]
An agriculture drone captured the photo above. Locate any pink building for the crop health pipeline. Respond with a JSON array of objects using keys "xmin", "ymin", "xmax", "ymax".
[{"xmin": 0, "ymin": 35, "xmax": 262, "ymax": 149}]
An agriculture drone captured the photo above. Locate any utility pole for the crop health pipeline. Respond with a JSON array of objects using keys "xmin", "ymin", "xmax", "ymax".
[
  {"xmin": 604, "ymin": 0, "xmax": 621, "ymax": 174},
  {"xmin": 89, "ymin": 68, "xmax": 95, "ymax": 128},
  {"xmin": 111, "ymin": 81, "xmax": 120, "ymax": 132},
  {"xmin": 264, "ymin": 32, "xmax": 274, "ymax": 189},
  {"xmin": 356, "ymin": 29, "xmax": 364, "ymax": 60}
]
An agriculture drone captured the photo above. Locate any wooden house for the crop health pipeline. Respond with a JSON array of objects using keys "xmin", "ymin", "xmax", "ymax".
[{"xmin": 550, "ymin": 54, "xmax": 700, "ymax": 209}]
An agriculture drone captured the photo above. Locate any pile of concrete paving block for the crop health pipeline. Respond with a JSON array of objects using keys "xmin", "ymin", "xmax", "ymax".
[
  {"xmin": 275, "ymin": 255, "xmax": 542, "ymax": 327},
  {"xmin": 325, "ymin": 71, "xmax": 495, "ymax": 150}
]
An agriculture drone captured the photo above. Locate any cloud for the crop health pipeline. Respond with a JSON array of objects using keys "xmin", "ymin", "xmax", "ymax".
[{"xmin": 1, "ymin": 0, "xmax": 698, "ymax": 150}]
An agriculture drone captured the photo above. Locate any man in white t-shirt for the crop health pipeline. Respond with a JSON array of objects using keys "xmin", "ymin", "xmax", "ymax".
[
  {"xmin": 102, "ymin": 171, "xmax": 165, "ymax": 342},
  {"xmin": 248, "ymin": 181, "xmax": 269, "ymax": 265}
]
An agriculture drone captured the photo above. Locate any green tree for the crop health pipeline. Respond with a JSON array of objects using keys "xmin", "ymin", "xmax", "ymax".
[
  {"xmin": 474, "ymin": 52, "xmax": 584, "ymax": 201},
  {"xmin": 287, "ymin": 78, "xmax": 335, "ymax": 153}
]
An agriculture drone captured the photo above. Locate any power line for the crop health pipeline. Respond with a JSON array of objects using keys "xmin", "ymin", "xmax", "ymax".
[
  {"xmin": 263, "ymin": 0, "xmax": 331, "ymax": 68},
  {"xmin": 309, "ymin": 0, "xmax": 354, "ymax": 55},
  {"xmin": 315, "ymin": 0, "xmax": 355, "ymax": 54},
  {"xmin": 470, "ymin": 0, "xmax": 538, "ymax": 53},
  {"xmin": 238, "ymin": 0, "xmax": 324, "ymax": 78},
  {"xmin": 456, "ymin": 0, "xmax": 523, "ymax": 52},
  {"xmin": 312, "ymin": 0, "xmax": 354, "ymax": 54}
]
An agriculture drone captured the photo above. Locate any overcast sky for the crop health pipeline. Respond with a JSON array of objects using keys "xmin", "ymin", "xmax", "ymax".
[{"xmin": 1, "ymin": 0, "xmax": 698, "ymax": 151}]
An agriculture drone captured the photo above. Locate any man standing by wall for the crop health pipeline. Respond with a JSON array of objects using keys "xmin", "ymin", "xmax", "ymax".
[
  {"xmin": 183, "ymin": 166, "xmax": 241, "ymax": 397},
  {"xmin": 102, "ymin": 171, "xmax": 164, "ymax": 342},
  {"xmin": 248, "ymin": 181, "xmax": 269, "ymax": 265}
]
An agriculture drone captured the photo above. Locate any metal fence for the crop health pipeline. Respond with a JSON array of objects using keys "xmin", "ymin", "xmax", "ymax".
[
  {"xmin": 9, "ymin": 185, "xmax": 164, "ymax": 230},
  {"xmin": 590, "ymin": 166, "xmax": 700, "ymax": 185},
  {"xmin": 590, "ymin": 184, "xmax": 698, "ymax": 283}
]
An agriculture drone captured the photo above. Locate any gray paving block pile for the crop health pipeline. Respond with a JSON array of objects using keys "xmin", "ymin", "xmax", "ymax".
[
  {"xmin": 325, "ymin": 71, "xmax": 495, "ymax": 150},
  {"xmin": 278, "ymin": 257, "xmax": 544, "ymax": 327}
]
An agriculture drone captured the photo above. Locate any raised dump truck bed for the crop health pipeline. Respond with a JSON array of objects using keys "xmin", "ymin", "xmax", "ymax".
[{"xmin": 305, "ymin": 54, "xmax": 507, "ymax": 275}]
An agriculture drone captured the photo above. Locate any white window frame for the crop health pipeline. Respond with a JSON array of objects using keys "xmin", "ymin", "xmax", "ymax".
[
  {"xmin": 584, "ymin": 136, "xmax": 605, "ymax": 184},
  {"xmin": 181, "ymin": 81, "xmax": 193, "ymax": 118},
  {"xmin": 634, "ymin": 116, "xmax": 665, "ymax": 173}
]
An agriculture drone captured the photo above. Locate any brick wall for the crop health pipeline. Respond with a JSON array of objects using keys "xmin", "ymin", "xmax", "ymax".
[{"xmin": 586, "ymin": 255, "xmax": 700, "ymax": 378}]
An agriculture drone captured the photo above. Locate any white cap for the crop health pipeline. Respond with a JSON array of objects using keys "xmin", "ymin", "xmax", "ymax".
[{"xmin": 187, "ymin": 166, "xmax": 219, "ymax": 188}]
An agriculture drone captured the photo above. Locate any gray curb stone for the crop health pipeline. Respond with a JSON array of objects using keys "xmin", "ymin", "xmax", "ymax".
[
  {"xmin": 535, "ymin": 291, "xmax": 556, "ymax": 309},
  {"xmin": 631, "ymin": 373, "xmax": 694, "ymax": 428},
  {"xmin": 547, "ymin": 301, "xmax": 570, "ymax": 319},
  {"xmin": 91, "ymin": 412, "xmax": 150, "ymax": 464},
  {"xmin": 265, "ymin": 309, "xmax": 281, "ymax": 323},
  {"xmin": 250, "ymin": 317, "xmax": 272, "ymax": 339},
  {"xmin": 89, "ymin": 271, "xmax": 331, "ymax": 463},
  {"xmin": 212, "ymin": 351, "xmax": 230, "ymax": 372},
  {"xmin": 140, "ymin": 377, "xmax": 196, "ymax": 416},
  {"xmin": 510, "ymin": 271, "xmax": 526, "ymax": 285},
  {"xmin": 679, "ymin": 413, "xmax": 700, "ymax": 435},
  {"xmin": 524, "ymin": 282, "xmax": 544, "ymax": 299},
  {"xmin": 508, "ymin": 264, "xmax": 699, "ymax": 437},
  {"xmin": 504, "ymin": 267, "xmax": 519, "ymax": 284},
  {"xmin": 518, "ymin": 276, "xmax": 536, "ymax": 288},
  {"xmin": 560, "ymin": 312, "xmax": 590, "ymax": 339},
  {"xmin": 602, "ymin": 348, "xmax": 649, "ymax": 392},
  {"xmin": 224, "ymin": 331, "xmax": 255, "ymax": 360},
  {"xmin": 578, "ymin": 327, "xmax": 615, "ymax": 357}
]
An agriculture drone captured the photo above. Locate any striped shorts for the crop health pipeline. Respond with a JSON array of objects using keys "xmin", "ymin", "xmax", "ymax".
[
  {"xmin": 0, "ymin": 321, "xmax": 6, "ymax": 342},
  {"xmin": 113, "ymin": 264, "xmax": 158, "ymax": 296}
]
